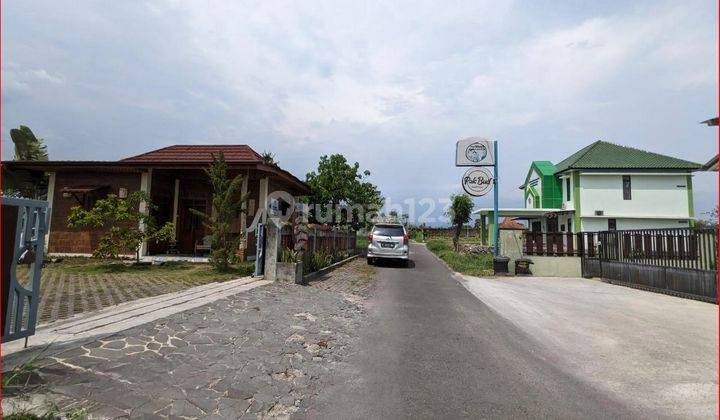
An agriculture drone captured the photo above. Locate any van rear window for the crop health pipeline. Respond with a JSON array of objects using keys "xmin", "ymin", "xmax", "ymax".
[{"xmin": 373, "ymin": 225, "xmax": 404, "ymax": 236}]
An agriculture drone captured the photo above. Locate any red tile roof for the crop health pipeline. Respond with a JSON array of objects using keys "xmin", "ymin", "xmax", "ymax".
[
  {"xmin": 499, "ymin": 217, "xmax": 527, "ymax": 230},
  {"xmin": 121, "ymin": 145, "xmax": 263, "ymax": 163}
]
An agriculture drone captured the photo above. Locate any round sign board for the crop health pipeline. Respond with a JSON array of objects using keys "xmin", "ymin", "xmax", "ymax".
[
  {"xmin": 465, "ymin": 142, "xmax": 488, "ymax": 164},
  {"xmin": 461, "ymin": 167, "xmax": 493, "ymax": 197}
]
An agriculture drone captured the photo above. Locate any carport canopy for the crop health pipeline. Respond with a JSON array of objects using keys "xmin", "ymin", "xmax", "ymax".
[{"xmin": 473, "ymin": 208, "xmax": 558, "ymax": 218}]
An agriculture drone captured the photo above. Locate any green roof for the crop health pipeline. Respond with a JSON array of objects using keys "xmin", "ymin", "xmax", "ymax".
[
  {"xmin": 532, "ymin": 161, "xmax": 557, "ymax": 176},
  {"xmin": 554, "ymin": 140, "xmax": 701, "ymax": 173},
  {"xmin": 521, "ymin": 161, "xmax": 562, "ymax": 208}
]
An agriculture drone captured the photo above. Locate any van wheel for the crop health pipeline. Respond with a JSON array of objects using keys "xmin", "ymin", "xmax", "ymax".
[
  {"xmin": 367, "ymin": 257, "xmax": 373, "ymax": 265},
  {"xmin": 402, "ymin": 260, "xmax": 410, "ymax": 268}
]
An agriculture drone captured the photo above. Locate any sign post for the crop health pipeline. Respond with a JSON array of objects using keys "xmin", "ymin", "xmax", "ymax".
[
  {"xmin": 456, "ymin": 137, "xmax": 500, "ymax": 256},
  {"xmin": 492, "ymin": 141, "xmax": 499, "ymax": 256}
]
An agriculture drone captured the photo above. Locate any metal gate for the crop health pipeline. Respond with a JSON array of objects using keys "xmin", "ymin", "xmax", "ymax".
[
  {"xmin": 2, "ymin": 197, "xmax": 49, "ymax": 343},
  {"xmin": 578, "ymin": 231, "xmax": 602, "ymax": 278},
  {"xmin": 585, "ymin": 228, "xmax": 717, "ymax": 302}
]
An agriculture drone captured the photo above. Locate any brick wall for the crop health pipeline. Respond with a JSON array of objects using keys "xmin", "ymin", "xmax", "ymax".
[{"xmin": 48, "ymin": 171, "xmax": 142, "ymax": 254}]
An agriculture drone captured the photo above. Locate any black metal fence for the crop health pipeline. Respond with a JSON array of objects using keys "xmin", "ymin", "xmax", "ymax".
[
  {"xmin": 523, "ymin": 228, "xmax": 717, "ymax": 303},
  {"xmin": 597, "ymin": 228, "xmax": 717, "ymax": 271}
]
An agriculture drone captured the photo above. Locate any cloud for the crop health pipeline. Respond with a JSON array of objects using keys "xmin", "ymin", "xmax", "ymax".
[
  {"xmin": 1, "ymin": 0, "xmax": 717, "ymax": 221},
  {"xmin": 29, "ymin": 69, "xmax": 64, "ymax": 84}
]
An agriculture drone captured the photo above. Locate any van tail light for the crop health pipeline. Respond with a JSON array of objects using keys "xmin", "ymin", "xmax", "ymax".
[
  {"xmin": 403, "ymin": 233, "xmax": 409, "ymax": 246},
  {"xmin": 368, "ymin": 233, "xmax": 373, "ymax": 242}
]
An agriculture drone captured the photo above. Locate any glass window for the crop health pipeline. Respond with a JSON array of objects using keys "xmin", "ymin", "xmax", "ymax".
[
  {"xmin": 565, "ymin": 178, "xmax": 571, "ymax": 201},
  {"xmin": 622, "ymin": 176, "xmax": 631, "ymax": 200},
  {"xmin": 373, "ymin": 225, "xmax": 405, "ymax": 237},
  {"xmin": 608, "ymin": 218, "xmax": 617, "ymax": 230}
]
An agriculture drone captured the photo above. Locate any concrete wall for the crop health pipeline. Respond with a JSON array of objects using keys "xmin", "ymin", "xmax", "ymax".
[
  {"xmin": 524, "ymin": 256, "xmax": 582, "ymax": 277},
  {"xmin": 558, "ymin": 173, "xmax": 575, "ymax": 211},
  {"xmin": 500, "ymin": 229, "xmax": 581, "ymax": 277},
  {"xmin": 581, "ymin": 217, "xmax": 689, "ymax": 232},
  {"xmin": 263, "ymin": 217, "xmax": 282, "ymax": 281},
  {"xmin": 579, "ymin": 173, "xmax": 691, "ymax": 219},
  {"xmin": 524, "ymin": 168, "xmax": 541, "ymax": 208},
  {"xmin": 499, "ymin": 229, "xmax": 524, "ymax": 262}
]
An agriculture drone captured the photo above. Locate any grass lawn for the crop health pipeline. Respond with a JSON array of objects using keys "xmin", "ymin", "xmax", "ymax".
[
  {"xmin": 20, "ymin": 258, "xmax": 255, "ymax": 324},
  {"xmin": 426, "ymin": 237, "xmax": 493, "ymax": 276}
]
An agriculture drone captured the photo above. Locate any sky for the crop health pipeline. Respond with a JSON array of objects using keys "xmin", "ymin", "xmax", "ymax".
[{"xmin": 2, "ymin": 0, "xmax": 717, "ymax": 225}]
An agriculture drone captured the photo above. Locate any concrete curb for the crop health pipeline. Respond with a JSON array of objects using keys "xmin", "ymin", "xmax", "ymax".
[{"xmin": 303, "ymin": 254, "xmax": 359, "ymax": 283}]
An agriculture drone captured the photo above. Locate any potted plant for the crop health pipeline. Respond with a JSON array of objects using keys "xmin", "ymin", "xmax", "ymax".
[{"xmin": 277, "ymin": 248, "xmax": 304, "ymax": 284}]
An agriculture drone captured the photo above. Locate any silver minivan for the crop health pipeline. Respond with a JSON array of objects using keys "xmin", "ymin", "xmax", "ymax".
[{"xmin": 367, "ymin": 223, "xmax": 410, "ymax": 266}]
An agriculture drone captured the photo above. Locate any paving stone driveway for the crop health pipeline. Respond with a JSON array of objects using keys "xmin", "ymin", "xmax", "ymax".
[{"xmin": 5, "ymin": 260, "xmax": 375, "ymax": 419}]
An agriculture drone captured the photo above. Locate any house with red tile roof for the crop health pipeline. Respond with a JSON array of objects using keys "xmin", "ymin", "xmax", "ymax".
[
  {"xmin": 498, "ymin": 217, "xmax": 527, "ymax": 230},
  {"xmin": 3, "ymin": 145, "xmax": 309, "ymax": 259}
]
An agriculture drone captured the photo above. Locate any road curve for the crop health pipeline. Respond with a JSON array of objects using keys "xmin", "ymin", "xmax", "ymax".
[{"xmin": 305, "ymin": 243, "xmax": 657, "ymax": 419}]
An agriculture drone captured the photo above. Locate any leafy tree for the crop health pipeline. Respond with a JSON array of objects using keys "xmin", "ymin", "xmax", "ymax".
[
  {"xmin": 447, "ymin": 194, "xmax": 474, "ymax": 251},
  {"xmin": 3, "ymin": 125, "xmax": 49, "ymax": 198},
  {"xmin": 305, "ymin": 154, "xmax": 384, "ymax": 230},
  {"xmin": 191, "ymin": 153, "xmax": 248, "ymax": 272},
  {"xmin": 67, "ymin": 191, "xmax": 175, "ymax": 262}
]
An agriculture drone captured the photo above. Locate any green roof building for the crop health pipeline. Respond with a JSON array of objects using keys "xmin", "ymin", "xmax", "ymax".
[{"xmin": 476, "ymin": 141, "xmax": 701, "ymax": 243}]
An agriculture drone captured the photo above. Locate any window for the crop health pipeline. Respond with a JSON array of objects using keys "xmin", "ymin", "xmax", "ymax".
[
  {"xmin": 608, "ymin": 218, "xmax": 617, "ymax": 230},
  {"xmin": 373, "ymin": 225, "xmax": 405, "ymax": 237},
  {"xmin": 567, "ymin": 219, "xmax": 572, "ymax": 233},
  {"xmin": 565, "ymin": 178, "xmax": 571, "ymax": 201},
  {"xmin": 622, "ymin": 175, "xmax": 631, "ymax": 200},
  {"xmin": 560, "ymin": 224, "xmax": 565, "ymax": 232}
]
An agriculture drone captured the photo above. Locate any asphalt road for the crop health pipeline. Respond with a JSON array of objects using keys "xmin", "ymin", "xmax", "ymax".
[{"xmin": 306, "ymin": 244, "xmax": 657, "ymax": 419}]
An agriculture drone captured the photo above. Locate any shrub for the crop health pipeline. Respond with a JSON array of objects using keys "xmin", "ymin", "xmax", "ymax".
[
  {"xmin": 426, "ymin": 238, "xmax": 493, "ymax": 276},
  {"xmin": 67, "ymin": 191, "xmax": 175, "ymax": 262}
]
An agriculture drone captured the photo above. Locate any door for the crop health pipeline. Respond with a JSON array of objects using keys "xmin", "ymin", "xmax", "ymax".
[
  {"xmin": 178, "ymin": 199, "xmax": 207, "ymax": 254},
  {"xmin": 547, "ymin": 219, "xmax": 558, "ymax": 232}
]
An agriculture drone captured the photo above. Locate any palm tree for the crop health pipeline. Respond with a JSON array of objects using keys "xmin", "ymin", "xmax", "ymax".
[
  {"xmin": 3, "ymin": 126, "xmax": 49, "ymax": 198},
  {"xmin": 11, "ymin": 126, "xmax": 48, "ymax": 161}
]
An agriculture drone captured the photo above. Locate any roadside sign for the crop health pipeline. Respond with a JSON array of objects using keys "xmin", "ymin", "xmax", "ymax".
[
  {"xmin": 456, "ymin": 137, "xmax": 495, "ymax": 166},
  {"xmin": 455, "ymin": 137, "xmax": 500, "ymax": 255},
  {"xmin": 461, "ymin": 167, "xmax": 493, "ymax": 197}
]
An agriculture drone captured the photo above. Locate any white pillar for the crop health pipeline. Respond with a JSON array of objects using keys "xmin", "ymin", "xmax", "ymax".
[
  {"xmin": 264, "ymin": 217, "xmax": 282, "ymax": 281},
  {"xmin": 259, "ymin": 177, "xmax": 269, "ymax": 223},
  {"xmin": 139, "ymin": 169, "xmax": 152, "ymax": 257},
  {"xmin": 44, "ymin": 172, "xmax": 56, "ymax": 250},
  {"xmin": 172, "ymin": 179, "xmax": 180, "ymax": 225}
]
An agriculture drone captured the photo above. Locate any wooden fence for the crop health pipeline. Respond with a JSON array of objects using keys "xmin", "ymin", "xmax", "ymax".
[
  {"xmin": 280, "ymin": 224, "xmax": 357, "ymax": 254},
  {"xmin": 523, "ymin": 231, "xmax": 599, "ymax": 257}
]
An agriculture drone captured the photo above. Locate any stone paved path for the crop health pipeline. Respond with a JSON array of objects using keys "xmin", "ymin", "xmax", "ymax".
[{"xmin": 4, "ymin": 262, "xmax": 375, "ymax": 419}]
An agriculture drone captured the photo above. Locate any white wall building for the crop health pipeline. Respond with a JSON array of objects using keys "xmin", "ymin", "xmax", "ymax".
[{"xmin": 475, "ymin": 141, "xmax": 700, "ymax": 242}]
